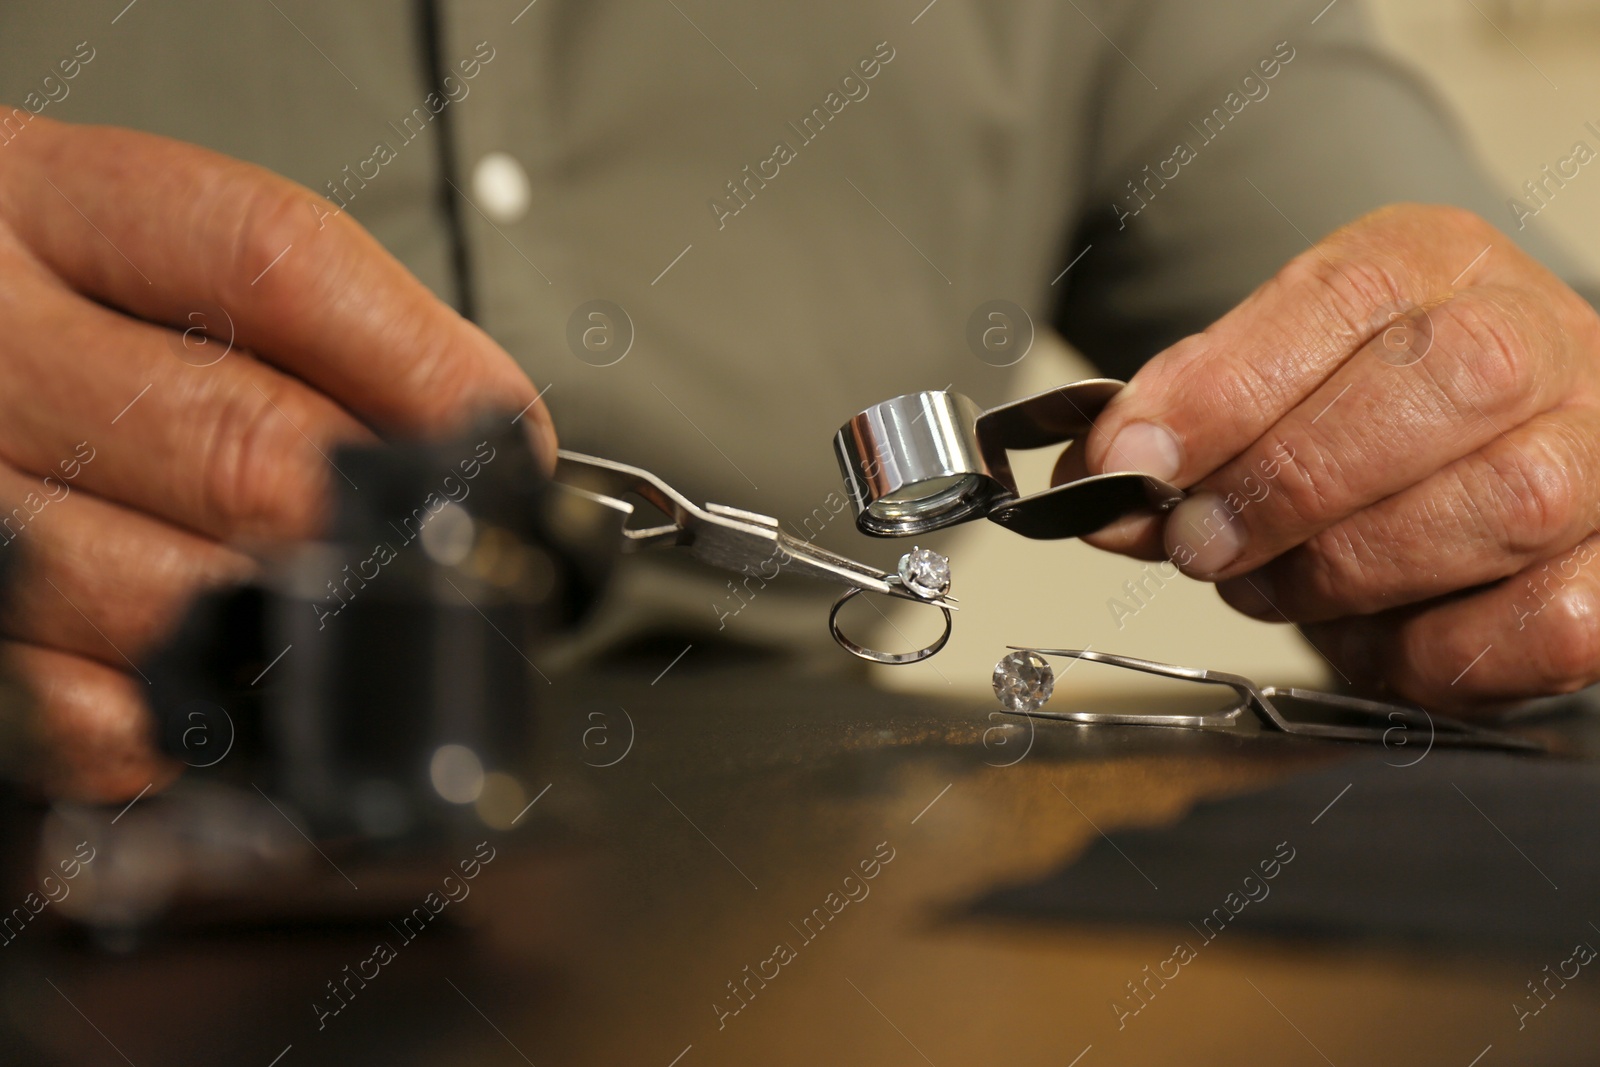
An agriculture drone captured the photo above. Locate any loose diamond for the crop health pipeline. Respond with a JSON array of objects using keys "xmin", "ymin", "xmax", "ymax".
[
  {"xmin": 993, "ymin": 650, "xmax": 1055, "ymax": 713},
  {"xmin": 897, "ymin": 546, "xmax": 951, "ymax": 600}
]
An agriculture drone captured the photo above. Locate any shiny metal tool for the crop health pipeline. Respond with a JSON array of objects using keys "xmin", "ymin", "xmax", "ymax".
[
  {"xmin": 834, "ymin": 379, "xmax": 1184, "ymax": 539},
  {"xmin": 994, "ymin": 647, "xmax": 1544, "ymax": 752},
  {"xmin": 554, "ymin": 451, "xmax": 958, "ymax": 664}
]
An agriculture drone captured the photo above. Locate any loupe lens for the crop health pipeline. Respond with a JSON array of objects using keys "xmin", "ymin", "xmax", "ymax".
[{"xmin": 870, "ymin": 474, "xmax": 985, "ymax": 521}]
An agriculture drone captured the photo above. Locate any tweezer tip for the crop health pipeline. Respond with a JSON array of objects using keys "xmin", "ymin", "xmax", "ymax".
[{"xmin": 1005, "ymin": 646, "xmax": 1092, "ymax": 657}]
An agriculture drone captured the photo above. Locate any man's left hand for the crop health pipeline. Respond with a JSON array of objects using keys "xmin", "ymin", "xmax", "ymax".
[{"xmin": 1075, "ymin": 204, "xmax": 1600, "ymax": 712}]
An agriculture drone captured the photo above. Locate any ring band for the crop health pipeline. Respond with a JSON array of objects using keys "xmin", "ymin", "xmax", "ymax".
[{"xmin": 828, "ymin": 586, "xmax": 953, "ymax": 665}]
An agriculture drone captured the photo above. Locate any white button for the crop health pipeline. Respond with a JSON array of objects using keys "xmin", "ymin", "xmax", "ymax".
[{"xmin": 471, "ymin": 151, "xmax": 532, "ymax": 223}]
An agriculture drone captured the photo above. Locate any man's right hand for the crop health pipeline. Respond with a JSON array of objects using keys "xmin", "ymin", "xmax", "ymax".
[{"xmin": 0, "ymin": 117, "xmax": 556, "ymax": 801}]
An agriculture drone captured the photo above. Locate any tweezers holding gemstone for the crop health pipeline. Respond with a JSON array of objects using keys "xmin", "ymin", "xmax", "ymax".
[{"xmin": 990, "ymin": 647, "xmax": 1544, "ymax": 750}]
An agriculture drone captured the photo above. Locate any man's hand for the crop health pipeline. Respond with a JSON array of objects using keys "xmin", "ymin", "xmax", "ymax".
[
  {"xmin": 1073, "ymin": 203, "xmax": 1600, "ymax": 713},
  {"xmin": 0, "ymin": 118, "xmax": 556, "ymax": 800}
]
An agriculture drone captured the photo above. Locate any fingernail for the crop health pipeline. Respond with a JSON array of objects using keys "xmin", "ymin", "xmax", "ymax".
[
  {"xmin": 1220, "ymin": 572, "xmax": 1276, "ymax": 618},
  {"xmin": 1165, "ymin": 492, "xmax": 1246, "ymax": 577},
  {"xmin": 1103, "ymin": 421, "xmax": 1183, "ymax": 481},
  {"xmin": 514, "ymin": 403, "xmax": 560, "ymax": 473}
]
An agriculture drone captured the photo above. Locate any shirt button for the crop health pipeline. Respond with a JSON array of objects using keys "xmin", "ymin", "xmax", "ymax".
[{"xmin": 471, "ymin": 151, "xmax": 532, "ymax": 223}]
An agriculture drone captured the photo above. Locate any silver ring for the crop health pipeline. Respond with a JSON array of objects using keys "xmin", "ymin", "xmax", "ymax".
[{"xmin": 828, "ymin": 587, "xmax": 953, "ymax": 665}]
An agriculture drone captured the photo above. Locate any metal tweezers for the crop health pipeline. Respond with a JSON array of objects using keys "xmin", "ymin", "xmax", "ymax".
[
  {"xmin": 553, "ymin": 451, "xmax": 958, "ymax": 662},
  {"xmin": 1010, "ymin": 648, "xmax": 1544, "ymax": 753}
]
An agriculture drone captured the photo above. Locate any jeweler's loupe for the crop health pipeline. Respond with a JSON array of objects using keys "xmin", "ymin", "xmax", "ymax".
[{"xmin": 834, "ymin": 379, "xmax": 1184, "ymax": 539}]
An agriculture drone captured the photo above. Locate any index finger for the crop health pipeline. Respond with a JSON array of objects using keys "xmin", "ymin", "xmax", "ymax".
[{"xmin": 3, "ymin": 117, "xmax": 555, "ymax": 461}]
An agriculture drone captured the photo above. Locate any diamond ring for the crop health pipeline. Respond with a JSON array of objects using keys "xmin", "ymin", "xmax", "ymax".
[{"xmin": 828, "ymin": 548, "xmax": 954, "ymax": 665}]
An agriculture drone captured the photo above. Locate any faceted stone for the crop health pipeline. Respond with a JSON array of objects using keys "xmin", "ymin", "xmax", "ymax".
[
  {"xmin": 897, "ymin": 546, "xmax": 951, "ymax": 600},
  {"xmin": 993, "ymin": 650, "xmax": 1055, "ymax": 712}
]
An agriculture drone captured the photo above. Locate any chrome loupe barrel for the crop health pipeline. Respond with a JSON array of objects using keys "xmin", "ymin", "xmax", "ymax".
[
  {"xmin": 833, "ymin": 391, "xmax": 1007, "ymax": 537},
  {"xmin": 834, "ymin": 380, "xmax": 1185, "ymax": 541}
]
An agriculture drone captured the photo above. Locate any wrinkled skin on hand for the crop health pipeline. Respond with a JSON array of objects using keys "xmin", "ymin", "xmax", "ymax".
[
  {"xmin": 1070, "ymin": 204, "xmax": 1600, "ymax": 714},
  {"xmin": 0, "ymin": 117, "xmax": 556, "ymax": 800}
]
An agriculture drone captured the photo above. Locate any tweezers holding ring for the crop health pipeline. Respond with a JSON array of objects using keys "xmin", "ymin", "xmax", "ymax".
[{"xmin": 552, "ymin": 450, "xmax": 960, "ymax": 665}]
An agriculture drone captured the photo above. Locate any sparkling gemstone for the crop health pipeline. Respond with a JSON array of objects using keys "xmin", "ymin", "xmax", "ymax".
[
  {"xmin": 993, "ymin": 650, "xmax": 1055, "ymax": 713},
  {"xmin": 897, "ymin": 546, "xmax": 951, "ymax": 600}
]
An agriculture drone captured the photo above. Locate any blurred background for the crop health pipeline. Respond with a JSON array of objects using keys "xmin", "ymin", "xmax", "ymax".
[{"xmin": 869, "ymin": 0, "xmax": 1600, "ymax": 702}]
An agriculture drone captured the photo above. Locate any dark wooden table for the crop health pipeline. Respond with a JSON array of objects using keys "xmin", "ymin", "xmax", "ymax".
[{"xmin": 3, "ymin": 654, "xmax": 1596, "ymax": 1066}]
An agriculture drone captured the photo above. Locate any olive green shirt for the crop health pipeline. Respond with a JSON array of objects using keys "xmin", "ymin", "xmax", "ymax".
[{"xmin": 0, "ymin": 0, "xmax": 1579, "ymax": 652}]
